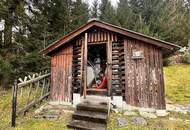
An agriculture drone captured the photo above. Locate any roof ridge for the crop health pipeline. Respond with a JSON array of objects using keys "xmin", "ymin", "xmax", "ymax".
[{"xmin": 41, "ymin": 20, "xmax": 181, "ymax": 55}]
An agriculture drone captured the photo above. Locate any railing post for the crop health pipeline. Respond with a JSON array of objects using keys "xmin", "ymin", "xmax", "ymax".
[{"xmin": 12, "ymin": 80, "xmax": 18, "ymax": 127}]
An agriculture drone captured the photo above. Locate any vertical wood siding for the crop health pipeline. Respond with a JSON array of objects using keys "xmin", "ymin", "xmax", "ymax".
[
  {"xmin": 51, "ymin": 44, "xmax": 73, "ymax": 102},
  {"xmin": 124, "ymin": 39, "xmax": 165, "ymax": 109},
  {"xmin": 87, "ymin": 28, "xmax": 118, "ymax": 44},
  {"xmin": 50, "ymin": 27, "xmax": 166, "ymax": 109}
]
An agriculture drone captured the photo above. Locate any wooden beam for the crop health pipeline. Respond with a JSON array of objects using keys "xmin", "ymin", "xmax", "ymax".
[
  {"xmin": 83, "ymin": 33, "xmax": 88, "ymax": 99},
  {"xmin": 18, "ymin": 73, "xmax": 51, "ymax": 88},
  {"xmin": 17, "ymin": 92, "xmax": 50, "ymax": 115},
  {"xmin": 107, "ymin": 34, "xmax": 112, "ymax": 96}
]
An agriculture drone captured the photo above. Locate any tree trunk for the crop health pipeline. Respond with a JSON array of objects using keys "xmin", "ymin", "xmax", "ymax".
[
  {"xmin": 4, "ymin": 13, "xmax": 13, "ymax": 49},
  {"xmin": 1, "ymin": 78, "xmax": 9, "ymax": 90}
]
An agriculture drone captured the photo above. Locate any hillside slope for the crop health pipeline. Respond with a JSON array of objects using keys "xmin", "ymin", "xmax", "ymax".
[{"xmin": 164, "ymin": 64, "xmax": 190, "ymax": 104}]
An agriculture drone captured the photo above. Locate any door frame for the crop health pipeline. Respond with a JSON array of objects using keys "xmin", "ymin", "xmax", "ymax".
[
  {"xmin": 107, "ymin": 34, "xmax": 112, "ymax": 96},
  {"xmin": 83, "ymin": 33, "xmax": 112, "ymax": 98}
]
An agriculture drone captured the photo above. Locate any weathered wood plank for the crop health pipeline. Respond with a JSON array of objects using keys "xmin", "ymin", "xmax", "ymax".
[
  {"xmin": 107, "ymin": 34, "xmax": 112, "ymax": 96},
  {"xmin": 18, "ymin": 73, "xmax": 50, "ymax": 88},
  {"xmin": 83, "ymin": 33, "xmax": 88, "ymax": 98}
]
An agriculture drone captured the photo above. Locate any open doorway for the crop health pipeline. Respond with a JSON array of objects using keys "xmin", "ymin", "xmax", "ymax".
[{"xmin": 86, "ymin": 44, "xmax": 108, "ymax": 96}]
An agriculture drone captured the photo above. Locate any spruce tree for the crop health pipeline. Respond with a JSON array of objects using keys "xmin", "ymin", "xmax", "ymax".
[
  {"xmin": 70, "ymin": 0, "xmax": 89, "ymax": 30},
  {"xmin": 117, "ymin": 0, "xmax": 134, "ymax": 29},
  {"xmin": 91, "ymin": 0, "xmax": 99, "ymax": 19},
  {"xmin": 99, "ymin": 0, "xmax": 118, "ymax": 24},
  {"xmin": 0, "ymin": 0, "xmax": 27, "ymax": 88}
]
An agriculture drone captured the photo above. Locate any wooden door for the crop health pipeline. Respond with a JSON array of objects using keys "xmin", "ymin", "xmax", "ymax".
[{"xmin": 51, "ymin": 45, "xmax": 73, "ymax": 102}]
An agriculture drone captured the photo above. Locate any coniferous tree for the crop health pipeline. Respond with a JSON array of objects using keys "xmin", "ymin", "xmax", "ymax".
[
  {"xmin": 70, "ymin": 0, "xmax": 89, "ymax": 30},
  {"xmin": 48, "ymin": 0, "xmax": 71, "ymax": 39},
  {"xmin": 99, "ymin": 0, "xmax": 118, "ymax": 24},
  {"xmin": 157, "ymin": 0, "xmax": 190, "ymax": 46},
  {"xmin": 0, "ymin": 0, "xmax": 28, "ymax": 88},
  {"xmin": 91, "ymin": 0, "xmax": 99, "ymax": 19},
  {"xmin": 117, "ymin": 0, "xmax": 134, "ymax": 29}
]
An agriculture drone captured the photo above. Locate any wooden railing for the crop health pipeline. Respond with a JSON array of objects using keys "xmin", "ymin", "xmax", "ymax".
[{"xmin": 11, "ymin": 70, "xmax": 51, "ymax": 127}]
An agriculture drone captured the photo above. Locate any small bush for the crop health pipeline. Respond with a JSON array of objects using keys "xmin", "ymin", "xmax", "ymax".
[
  {"xmin": 181, "ymin": 53, "xmax": 190, "ymax": 64},
  {"xmin": 163, "ymin": 58, "xmax": 172, "ymax": 66}
]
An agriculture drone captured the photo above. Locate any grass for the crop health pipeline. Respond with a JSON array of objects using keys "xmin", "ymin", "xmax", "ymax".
[
  {"xmin": 0, "ymin": 89, "xmax": 72, "ymax": 130},
  {"xmin": 164, "ymin": 64, "xmax": 190, "ymax": 104},
  {"xmin": 0, "ymin": 64, "xmax": 190, "ymax": 130},
  {"xmin": 107, "ymin": 112, "xmax": 190, "ymax": 130}
]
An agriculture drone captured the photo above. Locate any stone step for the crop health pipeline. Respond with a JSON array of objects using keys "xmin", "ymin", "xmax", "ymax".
[
  {"xmin": 72, "ymin": 110, "xmax": 108, "ymax": 124},
  {"xmin": 67, "ymin": 119, "xmax": 106, "ymax": 130},
  {"xmin": 77, "ymin": 102, "xmax": 108, "ymax": 114}
]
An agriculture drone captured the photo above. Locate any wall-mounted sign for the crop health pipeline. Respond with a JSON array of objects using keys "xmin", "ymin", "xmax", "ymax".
[{"xmin": 132, "ymin": 50, "xmax": 144, "ymax": 59}]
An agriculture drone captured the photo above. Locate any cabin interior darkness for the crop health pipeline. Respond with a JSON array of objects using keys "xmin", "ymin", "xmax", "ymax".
[{"xmin": 87, "ymin": 44, "xmax": 108, "ymax": 95}]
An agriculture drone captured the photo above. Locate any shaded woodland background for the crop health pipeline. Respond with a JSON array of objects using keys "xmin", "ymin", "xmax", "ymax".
[{"xmin": 0, "ymin": 0, "xmax": 190, "ymax": 88}]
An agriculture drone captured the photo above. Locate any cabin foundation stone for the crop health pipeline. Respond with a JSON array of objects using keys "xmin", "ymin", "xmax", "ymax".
[
  {"xmin": 112, "ymin": 96, "xmax": 123, "ymax": 108},
  {"xmin": 73, "ymin": 93, "xmax": 81, "ymax": 106}
]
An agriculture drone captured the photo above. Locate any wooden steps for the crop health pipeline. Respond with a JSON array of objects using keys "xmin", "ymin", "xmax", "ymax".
[
  {"xmin": 77, "ymin": 102, "xmax": 108, "ymax": 113},
  {"xmin": 68, "ymin": 120, "xmax": 106, "ymax": 130},
  {"xmin": 72, "ymin": 110, "xmax": 107, "ymax": 124},
  {"xmin": 68, "ymin": 99, "xmax": 109, "ymax": 130},
  {"xmin": 87, "ymin": 88, "xmax": 108, "ymax": 96}
]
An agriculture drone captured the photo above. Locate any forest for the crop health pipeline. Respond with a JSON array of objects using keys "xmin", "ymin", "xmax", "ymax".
[{"xmin": 0, "ymin": 0, "xmax": 190, "ymax": 89}]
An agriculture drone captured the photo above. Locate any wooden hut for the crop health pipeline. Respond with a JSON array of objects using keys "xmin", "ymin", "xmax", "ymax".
[{"xmin": 42, "ymin": 19, "xmax": 179, "ymax": 109}]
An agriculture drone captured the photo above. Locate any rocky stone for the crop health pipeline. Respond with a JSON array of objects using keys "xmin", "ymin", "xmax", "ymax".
[
  {"xmin": 140, "ymin": 111, "xmax": 157, "ymax": 119},
  {"xmin": 35, "ymin": 104, "xmax": 46, "ymax": 114},
  {"xmin": 124, "ymin": 111, "xmax": 138, "ymax": 116},
  {"xmin": 139, "ymin": 108, "xmax": 156, "ymax": 113},
  {"xmin": 156, "ymin": 110, "xmax": 169, "ymax": 117},
  {"xmin": 169, "ymin": 117, "xmax": 183, "ymax": 122},
  {"xmin": 34, "ymin": 114, "xmax": 59, "ymax": 120},
  {"xmin": 132, "ymin": 117, "xmax": 147, "ymax": 126},
  {"xmin": 117, "ymin": 118, "xmax": 128, "ymax": 126},
  {"xmin": 122, "ymin": 103, "xmax": 138, "ymax": 111},
  {"xmin": 175, "ymin": 105, "xmax": 189, "ymax": 114},
  {"xmin": 47, "ymin": 109, "xmax": 60, "ymax": 114},
  {"xmin": 63, "ymin": 109, "xmax": 74, "ymax": 114},
  {"xmin": 166, "ymin": 104, "xmax": 190, "ymax": 114},
  {"xmin": 112, "ymin": 96, "xmax": 123, "ymax": 108},
  {"xmin": 166, "ymin": 104, "xmax": 176, "ymax": 111}
]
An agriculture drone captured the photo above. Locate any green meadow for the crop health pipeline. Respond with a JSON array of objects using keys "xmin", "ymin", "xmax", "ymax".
[{"xmin": 0, "ymin": 64, "xmax": 190, "ymax": 130}]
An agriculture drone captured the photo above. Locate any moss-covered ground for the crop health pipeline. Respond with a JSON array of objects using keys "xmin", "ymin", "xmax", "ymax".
[{"xmin": 0, "ymin": 64, "xmax": 190, "ymax": 130}]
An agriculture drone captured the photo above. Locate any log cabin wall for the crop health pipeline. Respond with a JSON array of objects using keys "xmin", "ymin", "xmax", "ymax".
[
  {"xmin": 50, "ymin": 27, "xmax": 165, "ymax": 109},
  {"xmin": 72, "ymin": 37, "xmax": 83, "ymax": 94},
  {"xmin": 72, "ymin": 28, "xmax": 119, "ymax": 96},
  {"xmin": 43, "ymin": 20, "xmax": 179, "ymax": 110},
  {"xmin": 51, "ymin": 44, "xmax": 73, "ymax": 102},
  {"xmin": 112, "ymin": 42, "xmax": 125, "ymax": 98},
  {"xmin": 124, "ymin": 38, "xmax": 165, "ymax": 109}
]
